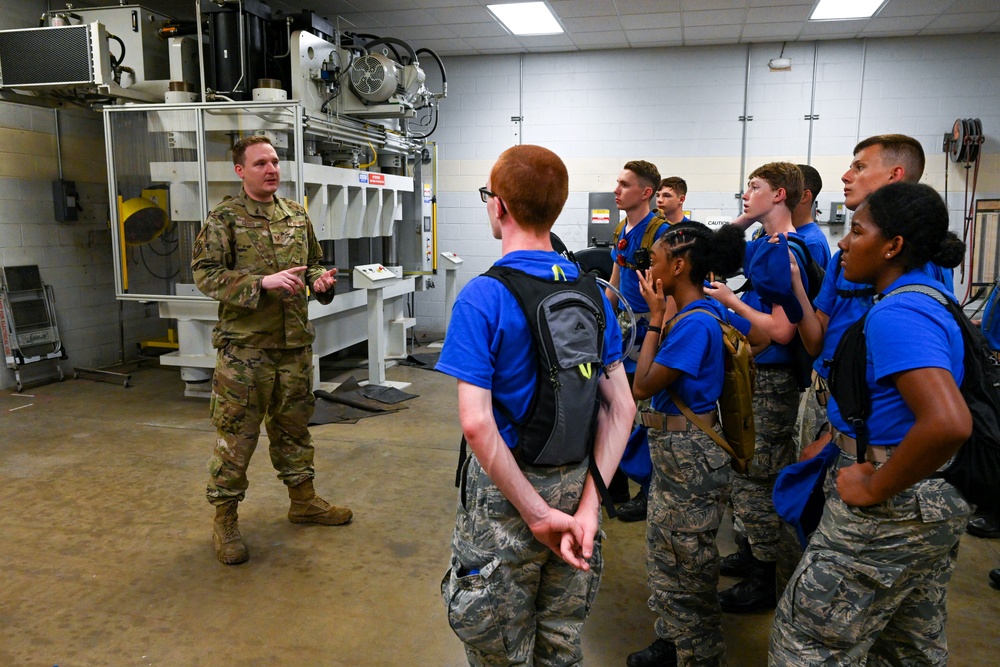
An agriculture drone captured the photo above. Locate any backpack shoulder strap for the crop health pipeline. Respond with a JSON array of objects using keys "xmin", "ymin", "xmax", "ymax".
[
  {"xmin": 787, "ymin": 235, "xmax": 824, "ymax": 301},
  {"xmin": 667, "ymin": 388, "xmax": 739, "ymax": 461},
  {"xmin": 662, "ymin": 305, "xmax": 744, "ymax": 460},
  {"xmin": 663, "ymin": 305, "xmax": 723, "ymax": 335},
  {"xmin": 786, "ymin": 234, "xmax": 809, "ymax": 262},
  {"xmin": 613, "ymin": 218, "xmax": 626, "ymax": 241},
  {"xmin": 883, "ymin": 283, "xmax": 948, "ymax": 305},
  {"xmin": 641, "ymin": 215, "xmax": 668, "ymax": 250}
]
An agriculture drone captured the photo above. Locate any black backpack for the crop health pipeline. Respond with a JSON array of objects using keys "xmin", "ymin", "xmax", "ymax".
[
  {"xmin": 454, "ymin": 264, "xmax": 619, "ymax": 513},
  {"xmin": 484, "ymin": 265, "xmax": 606, "ymax": 465},
  {"xmin": 828, "ymin": 283, "xmax": 1000, "ymax": 514}
]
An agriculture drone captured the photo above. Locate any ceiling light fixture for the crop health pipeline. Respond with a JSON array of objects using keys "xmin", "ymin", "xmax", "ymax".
[
  {"xmin": 810, "ymin": 0, "xmax": 887, "ymax": 21},
  {"xmin": 768, "ymin": 42, "xmax": 791, "ymax": 71},
  {"xmin": 487, "ymin": 2, "xmax": 564, "ymax": 36}
]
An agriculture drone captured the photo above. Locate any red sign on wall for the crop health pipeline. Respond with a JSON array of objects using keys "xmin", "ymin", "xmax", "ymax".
[{"xmin": 368, "ymin": 173, "xmax": 385, "ymax": 186}]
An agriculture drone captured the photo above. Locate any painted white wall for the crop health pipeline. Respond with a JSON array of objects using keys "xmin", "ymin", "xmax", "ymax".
[{"xmin": 415, "ymin": 34, "xmax": 1000, "ymax": 339}]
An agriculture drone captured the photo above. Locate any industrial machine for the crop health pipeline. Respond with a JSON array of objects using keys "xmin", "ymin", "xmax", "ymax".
[{"xmin": 0, "ymin": 3, "xmax": 446, "ymax": 395}]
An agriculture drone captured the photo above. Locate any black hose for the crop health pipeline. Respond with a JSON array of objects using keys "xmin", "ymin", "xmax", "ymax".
[
  {"xmin": 410, "ymin": 104, "xmax": 439, "ymax": 139},
  {"xmin": 363, "ymin": 36, "xmax": 416, "ymax": 65},
  {"xmin": 108, "ymin": 33, "xmax": 126, "ymax": 69},
  {"xmin": 416, "ymin": 47, "xmax": 447, "ymax": 86}
]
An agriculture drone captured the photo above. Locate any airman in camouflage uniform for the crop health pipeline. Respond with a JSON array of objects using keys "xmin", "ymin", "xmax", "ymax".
[
  {"xmin": 729, "ymin": 367, "xmax": 798, "ymax": 582},
  {"xmin": 441, "ymin": 456, "xmax": 605, "ymax": 666},
  {"xmin": 770, "ymin": 449, "xmax": 970, "ymax": 666},
  {"xmin": 435, "ymin": 145, "xmax": 635, "ymax": 666},
  {"xmin": 645, "ymin": 426, "xmax": 731, "ymax": 667},
  {"xmin": 192, "ymin": 135, "xmax": 352, "ymax": 565}
]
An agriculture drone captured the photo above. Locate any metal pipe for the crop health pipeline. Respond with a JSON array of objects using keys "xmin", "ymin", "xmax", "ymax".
[
  {"xmin": 518, "ymin": 53, "xmax": 524, "ymax": 145},
  {"xmin": 431, "ymin": 141, "xmax": 438, "ymax": 271},
  {"xmin": 807, "ymin": 41, "xmax": 819, "ymax": 164},
  {"xmin": 196, "ymin": 0, "xmax": 207, "ymax": 102},
  {"xmin": 738, "ymin": 43, "xmax": 752, "ymax": 214},
  {"xmin": 53, "ymin": 109, "xmax": 63, "ymax": 180},
  {"xmin": 855, "ymin": 39, "xmax": 867, "ymax": 144}
]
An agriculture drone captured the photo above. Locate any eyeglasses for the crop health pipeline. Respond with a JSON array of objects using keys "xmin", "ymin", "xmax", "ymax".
[{"xmin": 479, "ymin": 186, "xmax": 498, "ymax": 203}]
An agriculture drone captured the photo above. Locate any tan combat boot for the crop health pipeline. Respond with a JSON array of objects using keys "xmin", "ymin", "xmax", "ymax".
[
  {"xmin": 287, "ymin": 479, "xmax": 353, "ymax": 525},
  {"xmin": 213, "ymin": 500, "xmax": 249, "ymax": 565}
]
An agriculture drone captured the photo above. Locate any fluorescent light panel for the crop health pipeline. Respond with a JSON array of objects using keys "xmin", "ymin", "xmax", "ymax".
[
  {"xmin": 810, "ymin": 0, "xmax": 885, "ymax": 21},
  {"xmin": 487, "ymin": 2, "xmax": 563, "ymax": 36}
]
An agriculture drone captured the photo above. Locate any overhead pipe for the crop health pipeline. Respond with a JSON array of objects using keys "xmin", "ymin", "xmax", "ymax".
[{"xmin": 737, "ymin": 43, "xmax": 752, "ymax": 214}]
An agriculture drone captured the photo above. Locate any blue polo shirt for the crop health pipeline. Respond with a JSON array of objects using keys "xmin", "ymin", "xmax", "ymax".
[
  {"xmin": 611, "ymin": 211, "xmax": 670, "ymax": 313},
  {"xmin": 828, "ymin": 270, "xmax": 964, "ymax": 443},
  {"xmin": 651, "ymin": 298, "xmax": 752, "ymax": 415},
  {"xmin": 437, "ymin": 250, "xmax": 622, "ymax": 449},
  {"xmin": 815, "ymin": 253, "xmax": 956, "ymax": 379},
  {"xmin": 795, "ymin": 221, "xmax": 832, "ymax": 269},
  {"xmin": 813, "ymin": 250, "xmax": 875, "ymax": 378}
]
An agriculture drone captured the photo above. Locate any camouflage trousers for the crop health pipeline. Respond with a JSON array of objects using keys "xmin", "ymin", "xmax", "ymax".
[
  {"xmin": 205, "ymin": 343, "xmax": 316, "ymax": 504},
  {"xmin": 646, "ymin": 426, "xmax": 732, "ymax": 667},
  {"xmin": 731, "ymin": 366, "xmax": 799, "ymax": 563},
  {"xmin": 778, "ymin": 373, "xmax": 831, "ymax": 595},
  {"xmin": 770, "ymin": 449, "xmax": 973, "ymax": 666},
  {"xmin": 441, "ymin": 454, "xmax": 603, "ymax": 666}
]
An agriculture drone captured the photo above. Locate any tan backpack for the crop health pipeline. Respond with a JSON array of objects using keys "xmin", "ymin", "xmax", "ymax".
[{"xmin": 664, "ymin": 308, "xmax": 757, "ymax": 474}]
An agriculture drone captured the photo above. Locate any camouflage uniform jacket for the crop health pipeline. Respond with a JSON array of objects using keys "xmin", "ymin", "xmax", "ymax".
[{"xmin": 192, "ymin": 188, "xmax": 333, "ymax": 350}]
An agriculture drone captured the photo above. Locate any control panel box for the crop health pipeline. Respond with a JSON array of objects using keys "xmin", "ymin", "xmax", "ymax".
[
  {"xmin": 439, "ymin": 251, "xmax": 463, "ymax": 267},
  {"xmin": 352, "ymin": 263, "xmax": 398, "ymax": 290}
]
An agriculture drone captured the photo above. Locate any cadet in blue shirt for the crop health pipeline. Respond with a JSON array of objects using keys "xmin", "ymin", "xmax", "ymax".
[
  {"xmin": 437, "ymin": 145, "xmax": 635, "ymax": 666},
  {"xmin": 706, "ymin": 162, "xmax": 812, "ymax": 613},
  {"xmin": 771, "ymin": 182, "xmax": 972, "ymax": 666},
  {"xmin": 792, "ymin": 164, "xmax": 832, "ymax": 269},
  {"xmin": 627, "ymin": 222, "xmax": 753, "ymax": 667},
  {"xmin": 793, "ymin": 135, "xmax": 952, "ymax": 459},
  {"xmin": 606, "ymin": 160, "xmax": 669, "ymax": 522},
  {"xmin": 608, "ymin": 160, "xmax": 670, "ymax": 369}
]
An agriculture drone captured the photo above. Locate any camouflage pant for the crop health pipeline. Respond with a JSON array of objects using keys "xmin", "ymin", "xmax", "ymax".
[
  {"xmin": 770, "ymin": 449, "xmax": 973, "ymax": 666},
  {"xmin": 646, "ymin": 426, "xmax": 732, "ymax": 667},
  {"xmin": 731, "ymin": 366, "xmax": 799, "ymax": 563},
  {"xmin": 778, "ymin": 373, "xmax": 831, "ymax": 594},
  {"xmin": 441, "ymin": 454, "xmax": 603, "ymax": 666},
  {"xmin": 206, "ymin": 344, "xmax": 316, "ymax": 504}
]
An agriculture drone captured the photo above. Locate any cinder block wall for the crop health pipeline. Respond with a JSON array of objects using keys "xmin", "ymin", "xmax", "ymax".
[
  {"xmin": 0, "ymin": 102, "xmax": 165, "ymax": 389},
  {"xmin": 415, "ymin": 35, "xmax": 1000, "ymax": 338}
]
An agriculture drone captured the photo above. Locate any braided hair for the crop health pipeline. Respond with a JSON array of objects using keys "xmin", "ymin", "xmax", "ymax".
[{"xmin": 654, "ymin": 221, "xmax": 745, "ymax": 285}]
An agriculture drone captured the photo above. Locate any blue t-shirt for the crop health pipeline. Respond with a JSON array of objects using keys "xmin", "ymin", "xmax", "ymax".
[
  {"xmin": 611, "ymin": 211, "xmax": 670, "ymax": 313},
  {"xmin": 922, "ymin": 262, "xmax": 955, "ymax": 296},
  {"xmin": 815, "ymin": 253, "xmax": 956, "ymax": 379},
  {"xmin": 812, "ymin": 250, "xmax": 875, "ymax": 378},
  {"xmin": 436, "ymin": 250, "xmax": 622, "ymax": 449},
  {"xmin": 650, "ymin": 298, "xmax": 752, "ymax": 415},
  {"xmin": 740, "ymin": 232, "xmax": 810, "ymax": 366},
  {"xmin": 828, "ymin": 270, "xmax": 964, "ymax": 442},
  {"xmin": 795, "ymin": 221, "xmax": 832, "ymax": 269}
]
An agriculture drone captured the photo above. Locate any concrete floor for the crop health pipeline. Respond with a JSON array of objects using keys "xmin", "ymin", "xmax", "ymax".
[{"xmin": 1, "ymin": 360, "xmax": 998, "ymax": 666}]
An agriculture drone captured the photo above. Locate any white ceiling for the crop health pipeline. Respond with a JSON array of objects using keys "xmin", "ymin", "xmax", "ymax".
[{"xmin": 141, "ymin": 0, "xmax": 1000, "ymax": 56}]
